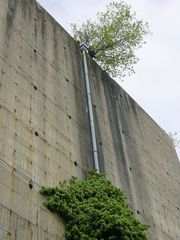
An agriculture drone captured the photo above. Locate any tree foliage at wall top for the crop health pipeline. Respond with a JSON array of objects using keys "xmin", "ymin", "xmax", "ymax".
[
  {"xmin": 168, "ymin": 131, "xmax": 180, "ymax": 149},
  {"xmin": 71, "ymin": 1, "xmax": 149, "ymax": 80},
  {"xmin": 40, "ymin": 171, "xmax": 149, "ymax": 240}
]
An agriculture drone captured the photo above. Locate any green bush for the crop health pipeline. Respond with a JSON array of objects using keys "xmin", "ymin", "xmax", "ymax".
[{"xmin": 40, "ymin": 171, "xmax": 149, "ymax": 240}]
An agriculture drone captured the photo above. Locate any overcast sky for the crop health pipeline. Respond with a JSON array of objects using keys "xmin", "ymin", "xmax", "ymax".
[{"xmin": 37, "ymin": 0, "xmax": 180, "ymax": 157}]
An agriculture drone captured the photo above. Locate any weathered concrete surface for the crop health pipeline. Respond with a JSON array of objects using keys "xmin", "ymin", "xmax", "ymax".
[{"xmin": 0, "ymin": 0, "xmax": 180, "ymax": 239}]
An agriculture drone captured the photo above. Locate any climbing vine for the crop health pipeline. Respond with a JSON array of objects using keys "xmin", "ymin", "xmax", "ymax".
[{"xmin": 40, "ymin": 171, "xmax": 149, "ymax": 240}]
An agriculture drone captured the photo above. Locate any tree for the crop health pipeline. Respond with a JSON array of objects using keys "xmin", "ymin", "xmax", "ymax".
[{"xmin": 71, "ymin": 1, "xmax": 149, "ymax": 80}]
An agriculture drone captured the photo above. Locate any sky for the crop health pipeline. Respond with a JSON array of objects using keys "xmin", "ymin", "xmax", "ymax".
[{"xmin": 37, "ymin": 0, "xmax": 180, "ymax": 157}]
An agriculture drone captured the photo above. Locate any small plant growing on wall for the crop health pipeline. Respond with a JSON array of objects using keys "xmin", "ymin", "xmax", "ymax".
[{"xmin": 40, "ymin": 171, "xmax": 149, "ymax": 240}]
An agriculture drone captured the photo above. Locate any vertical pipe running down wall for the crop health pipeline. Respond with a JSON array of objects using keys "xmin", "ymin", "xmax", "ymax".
[{"xmin": 80, "ymin": 42, "xmax": 100, "ymax": 173}]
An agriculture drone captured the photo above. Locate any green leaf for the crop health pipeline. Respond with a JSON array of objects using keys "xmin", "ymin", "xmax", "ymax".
[
  {"xmin": 71, "ymin": 1, "xmax": 149, "ymax": 80},
  {"xmin": 40, "ymin": 171, "xmax": 149, "ymax": 240}
]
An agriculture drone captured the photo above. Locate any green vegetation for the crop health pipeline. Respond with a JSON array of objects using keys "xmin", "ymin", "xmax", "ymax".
[
  {"xmin": 168, "ymin": 131, "xmax": 180, "ymax": 149},
  {"xmin": 71, "ymin": 1, "xmax": 149, "ymax": 80},
  {"xmin": 40, "ymin": 171, "xmax": 149, "ymax": 240}
]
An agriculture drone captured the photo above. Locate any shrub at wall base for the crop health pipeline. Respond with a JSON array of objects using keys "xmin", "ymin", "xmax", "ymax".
[{"xmin": 40, "ymin": 171, "xmax": 149, "ymax": 240}]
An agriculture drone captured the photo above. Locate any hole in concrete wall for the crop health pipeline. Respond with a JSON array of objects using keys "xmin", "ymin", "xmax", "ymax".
[
  {"xmin": 66, "ymin": 78, "xmax": 69, "ymax": 82},
  {"xmin": 64, "ymin": 46, "xmax": 66, "ymax": 50},
  {"xmin": 34, "ymin": 85, "xmax": 37, "ymax": 90},
  {"xmin": 167, "ymin": 172, "xmax": 169, "ymax": 176},
  {"xmin": 99, "ymin": 142, "xmax": 102, "ymax": 146},
  {"xmin": 69, "ymin": 115, "xmax": 72, "ymax": 119},
  {"xmin": 129, "ymin": 167, "xmax": 132, "ymax": 171},
  {"xmin": 136, "ymin": 210, "xmax": 140, "ymax": 214},
  {"xmin": 29, "ymin": 180, "xmax": 33, "ymax": 189},
  {"xmin": 74, "ymin": 161, "xmax": 78, "ymax": 167},
  {"xmin": 93, "ymin": 104, "xmax": 96, "ymax": 108},
  {"xmin": 34, "ymin": 49, "xmax": 37, "ymax": 53},
  {"xmin": 122, "ymin": 130, "xmax": 125, "ymax": 134},
  {"xmin": 35, "ymin": 131, "xmax": 39, "ymax": 137}
]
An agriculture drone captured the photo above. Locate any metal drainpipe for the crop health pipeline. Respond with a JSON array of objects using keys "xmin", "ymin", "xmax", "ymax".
[{"xmin": 80, "ymin": 42, "xmax": 100, "ymax": 173}]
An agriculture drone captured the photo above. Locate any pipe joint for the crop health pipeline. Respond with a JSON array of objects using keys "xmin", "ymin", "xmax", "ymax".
[{"xmin": 79, "ymin": 42, "xmax": 89, "ymax": 53}]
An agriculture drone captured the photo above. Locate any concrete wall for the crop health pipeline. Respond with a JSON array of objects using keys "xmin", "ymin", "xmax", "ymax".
[{"xmin": 0, "ymin": 0, "xmax": 179, "ymax": 239}]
